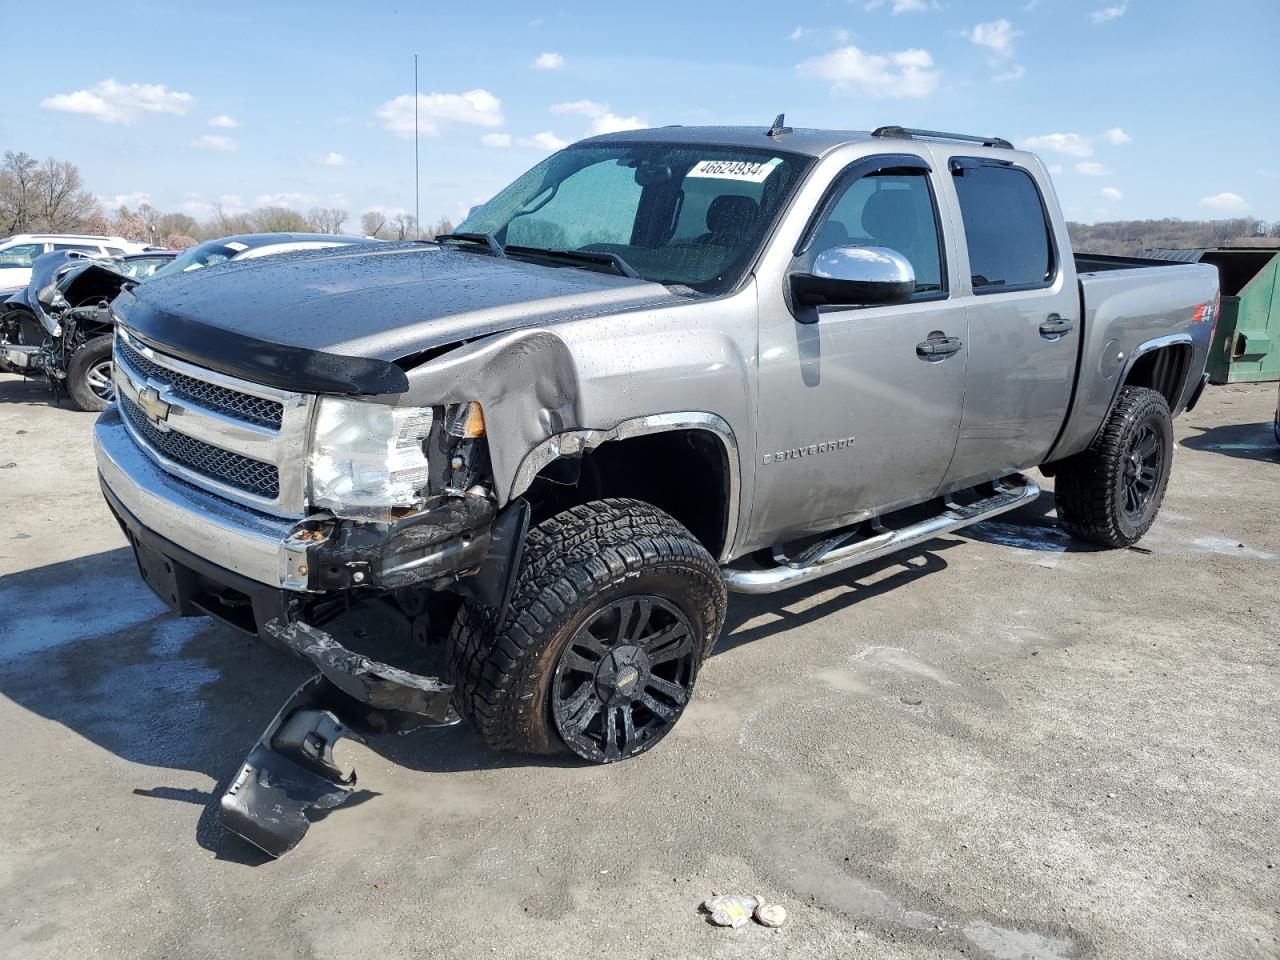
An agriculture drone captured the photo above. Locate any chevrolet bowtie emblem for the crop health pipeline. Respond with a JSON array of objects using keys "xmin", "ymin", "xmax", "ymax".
[{"xmin": 137, "ymin": 384, "xmax": 172, "ymax": 429}]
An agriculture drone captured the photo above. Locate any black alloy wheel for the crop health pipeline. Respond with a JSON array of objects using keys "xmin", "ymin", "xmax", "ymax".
[
  {"xmin": 1121, "ymin": 422, "xmax": 1163, "ymax": 520},
  {"xmin": 550, "ymin": 595, "xmax": 697, "ymax": 763}
]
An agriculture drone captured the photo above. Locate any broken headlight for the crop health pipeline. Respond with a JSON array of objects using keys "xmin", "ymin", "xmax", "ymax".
[{"xmin": 307, "ymin": 398, "xmax": 433, "ymax": 520}]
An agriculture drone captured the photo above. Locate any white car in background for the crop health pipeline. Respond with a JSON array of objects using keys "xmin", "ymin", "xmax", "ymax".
[
  {"xmin": 147, "ymin": 232, "xmax": 372, "ymax": 281},
  {"xmin": 0, "ymin": 234, "xmax": 151, "ymax": 287}
]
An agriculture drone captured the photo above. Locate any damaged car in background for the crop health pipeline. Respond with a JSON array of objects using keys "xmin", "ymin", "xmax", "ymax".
[
  {"xmin": 93, "ymin": 121, "xmax": 1219, "ymax": 856},
  {"xmin": 0, "ymin": 233, "xmax": 371, "ymax": 411}
]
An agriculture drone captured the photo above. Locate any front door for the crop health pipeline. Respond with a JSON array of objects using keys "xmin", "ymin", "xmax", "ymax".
[{"xmin": 749, "ymin": 156, "xmax": 968, "ymax": 545}]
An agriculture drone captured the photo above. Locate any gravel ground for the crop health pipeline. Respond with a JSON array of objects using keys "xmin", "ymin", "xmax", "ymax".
[{"xmin": 0, "ymin": 371, "xmax": 1277, "ymax": 960}]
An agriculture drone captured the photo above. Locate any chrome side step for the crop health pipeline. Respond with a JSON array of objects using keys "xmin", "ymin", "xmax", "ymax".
[{"xmin": 722, "ymin": 474, "xmax": 1041, "ymax": 594}]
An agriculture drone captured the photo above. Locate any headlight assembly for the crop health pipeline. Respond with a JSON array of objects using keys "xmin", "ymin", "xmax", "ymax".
[{"xmin": 307, "ymin": 398, "xmax": 434, "ymax": 520}]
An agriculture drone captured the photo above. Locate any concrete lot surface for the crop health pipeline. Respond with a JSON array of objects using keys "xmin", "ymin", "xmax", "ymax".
[{"xmin": 0, "ymin": 371, "xmax": 1277, "ymax": 959}]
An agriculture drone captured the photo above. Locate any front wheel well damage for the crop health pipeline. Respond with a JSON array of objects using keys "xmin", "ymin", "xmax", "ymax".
[{"xmin": 522, "ymin": 429, "xmax": 731, "ymax": 559}]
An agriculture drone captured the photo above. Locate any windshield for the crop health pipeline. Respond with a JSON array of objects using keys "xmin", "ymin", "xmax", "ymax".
[
  {"xmin": 150, "ymin": 240, "xmax": 245, "ymax": 279},
  {"xmin": 457, "ymin": 142, "xmax": 812, "ymax": 294}
]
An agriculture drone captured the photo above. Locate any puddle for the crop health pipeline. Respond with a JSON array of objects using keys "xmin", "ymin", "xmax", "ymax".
[
  {"xmin": 963, "ymin": 919, "xmax": 1077, "ymax": 960},
  {"xmin": 1186, "ymin": 536, "xmax": 1276, "ymax": 561},
  {"xmin": 848, "ymin": 645, "xmax": 954, "ymax": 686},
  {"xmin": 967, "ymin": 520, "xmax": 1072, "ymax": 554},
  {"xmin": 0, "ymin": 572, "xmax": 168, "ymax": 662}
]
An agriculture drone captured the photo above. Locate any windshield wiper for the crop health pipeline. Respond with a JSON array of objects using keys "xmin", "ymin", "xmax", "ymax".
[
  {"xmin": 435, "ymin": 232, "xmax": 506, "ymax": 258},
  {"xmin": 505, "ymin": 245, "xmax": 641, "ymax": 280}
]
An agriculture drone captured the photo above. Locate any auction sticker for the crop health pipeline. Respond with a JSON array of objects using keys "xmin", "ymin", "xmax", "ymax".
[{"xmin": 687, "ymin": 158, "xmax": 782, "ymax": 183}]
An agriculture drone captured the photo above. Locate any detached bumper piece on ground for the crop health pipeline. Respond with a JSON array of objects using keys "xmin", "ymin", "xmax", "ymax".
[{"xmin": 218, "ymin": 619, "xmax": 458, "ymax": 858}]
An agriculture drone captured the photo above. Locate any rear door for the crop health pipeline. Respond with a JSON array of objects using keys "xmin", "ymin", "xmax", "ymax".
[{"xmin": 937, "ymin": 156, "xmax": 1078, "ymax": 490}]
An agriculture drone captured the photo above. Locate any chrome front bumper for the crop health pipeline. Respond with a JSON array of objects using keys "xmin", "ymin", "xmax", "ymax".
[{"xmin": 95, "ymin": 406, "xmax": 311, "ymax": 590}]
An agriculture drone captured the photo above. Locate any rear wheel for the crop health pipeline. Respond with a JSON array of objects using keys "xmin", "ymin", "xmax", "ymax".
[
  {"xmin": 1055, "ymin": 386, "xmax": 1173, "ymax": 547},
  {"xmin": 65, "ymin": 335, "xmax": 115, "ymax": 412},
  {"xmin": 448, "ymin": 498, "xmax": 727, "ymax": 763}
]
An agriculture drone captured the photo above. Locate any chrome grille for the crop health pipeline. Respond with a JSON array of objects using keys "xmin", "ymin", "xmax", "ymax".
[
  {"xmin": 117, "ymin": 338, "xmax": 283, "ymax": 429},
  {"xmin": 112, "ymin": 326, "xmax": 313, "ymax": 517},
  {"xmin": 119, "ymin": 394, "xmax": 280, "ymax": 498}
]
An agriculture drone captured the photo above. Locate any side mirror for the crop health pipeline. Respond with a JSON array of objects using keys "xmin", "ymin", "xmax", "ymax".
[{"xmin": 791, "ymin": 245, "xmax": 915, "ymax": 310}]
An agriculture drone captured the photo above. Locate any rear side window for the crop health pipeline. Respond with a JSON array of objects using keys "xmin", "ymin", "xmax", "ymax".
[{"xmin": 951, "ymin": 160, "xmax": 1054, "ymax": 293}]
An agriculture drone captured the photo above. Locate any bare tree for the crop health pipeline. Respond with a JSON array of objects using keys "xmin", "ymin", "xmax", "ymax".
[
  {"xmin": 307, "ymin": 207, "xmax": 348, "ymax": 234},
  {"xmin": 34, "ymin": 158, "xmax": 97, "ymax": 231},
  {"xmin": 393, "ymin": 213, "xmax": 419, "ymax": 241},
  {"xmin": 249, "ymin": 206, "xmax": 311, "ymax": 233},
  {"xmin": 0, "ymin": 152, "xmax": 40, "ymax": 233},
  {"xmin": 210, "ymin": 201, "xmax": 253, "ymax": 239},
  {"xmin": 424, "ymin": 217, "xmax": 455, "ymax": 240},
  {"xmin": 360, "ymin": 210, "xmax": 388, "ymax": 239}
]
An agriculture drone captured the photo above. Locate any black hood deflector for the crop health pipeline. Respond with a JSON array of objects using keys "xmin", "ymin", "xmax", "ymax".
[
  {"xmin": 112, "ymin": 242, "xmax": 675, "ymax": 396},
  {"xmin": 118, "ymin": 292, "xmax": 411, "ymax": 395}
]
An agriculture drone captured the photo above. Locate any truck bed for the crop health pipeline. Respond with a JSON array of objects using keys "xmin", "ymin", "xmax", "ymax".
[
  {"xmin": 1046, "ymin": 256, "xmax": 1219, "ymax": 463},
  {"xmin": 1074, "ymin": 253, "xmax": 1194, "ymax": 275}
]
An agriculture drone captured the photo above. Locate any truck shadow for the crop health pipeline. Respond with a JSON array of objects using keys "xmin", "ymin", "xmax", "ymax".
[
  {"xmin": 0, "ymin": 490, "xmax": 1083, "ymax": 862},
  {"xmin": 1181, "ymin": 420, "xmax": 1279, "ymax": 463},
  {"xmin": 0, "ymin": 372, "xmax": 75, "ymax": 410}
]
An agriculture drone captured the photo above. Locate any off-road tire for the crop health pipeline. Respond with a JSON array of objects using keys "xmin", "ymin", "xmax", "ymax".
[
  {"xmin": 448, "ymin": 498, "xmax": 727, "ymax": 760},
  {"xmin": 1055, "ymin": 386, "xmax": 1173, "ymax": 548},
  {"xmin": 66, "ymin": 335, "xmax": 115, "ymax": 412}
]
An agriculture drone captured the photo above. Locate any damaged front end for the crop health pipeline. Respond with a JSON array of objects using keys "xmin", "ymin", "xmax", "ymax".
[{"xmin": 220, "ymin": 621, "xmax": 459, "ymax": 858}]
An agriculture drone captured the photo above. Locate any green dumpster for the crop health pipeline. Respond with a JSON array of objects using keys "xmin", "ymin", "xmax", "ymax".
[{"xmin": 1145, "ymin": 246, "xmax": 1280, "ymax": 384}]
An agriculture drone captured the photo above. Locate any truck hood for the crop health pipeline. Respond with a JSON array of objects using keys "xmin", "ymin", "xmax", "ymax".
[{"xmin": 114, "ymin": 242, "xmax": 678, "ymax": 395}]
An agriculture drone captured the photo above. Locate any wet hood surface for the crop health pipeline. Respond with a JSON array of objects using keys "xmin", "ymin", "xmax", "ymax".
[{"xmin": 115, "ymin": 242, "xmax": 677, "ymax": 393}]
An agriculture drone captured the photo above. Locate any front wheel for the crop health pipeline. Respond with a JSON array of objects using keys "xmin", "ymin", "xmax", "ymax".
[
  {"xmin": 448, "ymin": 499, "xmax": 727, "ymax": 763},
  {"xmin": 1055, "ymin": 386, "xmax": 1174, "ymax": 548},
  {"xmin": 65, "ymin": 335, "xmax": 115, "ymax": 412}
]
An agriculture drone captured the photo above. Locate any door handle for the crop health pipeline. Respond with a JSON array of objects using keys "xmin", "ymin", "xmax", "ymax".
[
  {"xmin": 916, "ymin": 334, "xmax": 963, "ymax": 361},
  {"xmin": 1039, "ymin": 315, "xmax": 1075, "ymax": 339}
]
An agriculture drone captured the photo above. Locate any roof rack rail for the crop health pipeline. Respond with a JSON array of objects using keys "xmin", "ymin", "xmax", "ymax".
[{"xmin": 871, "ymin": 125, "xmax": 1013, "ymax": 150}]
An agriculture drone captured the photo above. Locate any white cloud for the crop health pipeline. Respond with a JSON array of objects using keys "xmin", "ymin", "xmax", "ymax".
[
  {"xmin": 481, "ymin": 132, "xmax": 513, "ymax": 148},
  {"xmin": 967, "ymin": 19, "xmax": 1020, "ymax": 57},
  {"xmin": 180, "ymin": 193, "xmax": 246, "ymax": 218},
  {"xmin": 1046, "ymin": 164, "xmax": 1064, "ymax": 176},
  {"xmin": 790, "ymin": 26, "xmax": 850, "ymax": 42},
  {"xmin": 256, "ymin": 192, "xmax": 350, "ymax": 210},
  {"xmin": 1200, "ymin": 192, "xmax": 1247, "ymax": 213},
  {"xmin": 865, "ymin": 0, "xmax": 937, "ymax": 10},
  {"xmin": 532, "ymin": 52, "xmax": 565, "ymax": 70},
  {"xmin": 519, "ymin": 131, "xmax": 569, "ymax": 151},
  {"xmin": 1091, "ymin": 2, "xmax": 1127, "ymax": 23},
  {"xmin": 1023, "ymin": 132, "xmax": 1094, "ymax": 157},
  {"xmin": 100, "ymin": 192, "xmax": 152, "ymax": 210},
  {"xmin": 1075, "ymin": 161, "xmax": 1112, "ymax": 176},
  {"xmin": 321, "ymin": 152, "xmax": 346, "ymax": 166},
  {"xmin": 208, "ymin": 114, "xmax": 239, "ymax": 128},
  {"xmin": 375, "ymin": 89, "xmax": 503, "ymax": 138},
  {"xmin": 798, "ymin": 45, "xmax": 939, "ymax": 99},
  {"xmin": 1100, "ymin": 187, "xmax": 1124, "ymax": 201},
  {"xmin": 1102, "ymin": 127, "xmax": 1132, "ymax": 145},
  {"xmin": 42, "ymin": 79, "xmax": 193, "ymax": 124},
  {"xmin": 994, "ymin": 64, "xmax": 1025, "ymax": 82},
  {"xmin": 191, "ymin": 134, "xmax": 236, "ymax": 151},
  {"xmin": 551, "ymin": 100, "xmax": 647, "ymax": 136}
]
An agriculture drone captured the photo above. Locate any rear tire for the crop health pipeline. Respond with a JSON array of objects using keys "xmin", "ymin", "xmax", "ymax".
[
  {"xmin": 448, "ymin": 498, "xmax": 727, "ymax": 763},
  {"xmin": 1055, "ymin": 386, "xmax": 1173, "ymax": 548},
  {"xmin": 66, "ymin": 335, "xmax": 115, "ymax": 412}
]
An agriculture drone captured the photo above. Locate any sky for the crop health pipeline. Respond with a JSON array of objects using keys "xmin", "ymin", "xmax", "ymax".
[{"xmin": 4, "ymin": 0, "xmax": 1278, "ymax": 229}]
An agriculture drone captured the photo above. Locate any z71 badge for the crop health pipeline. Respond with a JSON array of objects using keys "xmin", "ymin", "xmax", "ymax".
[{"xmin": 762, "ymin": 437, "xmax": 855, "ymax": 465}]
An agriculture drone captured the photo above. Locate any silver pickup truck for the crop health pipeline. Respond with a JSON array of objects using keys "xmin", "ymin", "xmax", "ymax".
[{"xmin": 94, "ymin": 122, "xmax": 1218, "ymax": 852}]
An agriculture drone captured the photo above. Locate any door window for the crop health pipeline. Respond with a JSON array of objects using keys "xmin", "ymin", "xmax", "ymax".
[
  {"xmin": 951, "ymin": 161, "xmax": 1055, "ymax": 293},
  {"xmin": 51, "ymin": 243, "xmax": 100, "ymax": 254},
  {"xmin": 808, "ymin": 169, "xmax": 945, "ymax": 296}
]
